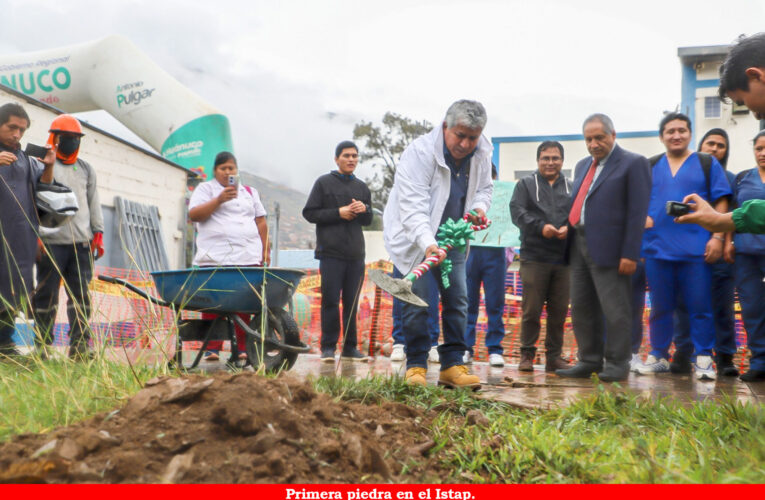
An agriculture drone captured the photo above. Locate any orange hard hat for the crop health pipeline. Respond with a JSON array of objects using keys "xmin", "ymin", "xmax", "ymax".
[{"xmin": 49, "ymin": 114, "xmax": 84, "ymax": 136}]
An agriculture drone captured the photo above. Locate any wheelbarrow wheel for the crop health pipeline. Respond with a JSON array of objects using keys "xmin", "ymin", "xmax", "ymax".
[{"xmin": 246, "ymin": 308, "xmax": 300, "ymax": 373}]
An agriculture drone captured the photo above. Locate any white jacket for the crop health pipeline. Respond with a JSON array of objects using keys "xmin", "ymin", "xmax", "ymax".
[{"xmin": 383, "ymin": 126, "xmax": 494, "ymax": 274}]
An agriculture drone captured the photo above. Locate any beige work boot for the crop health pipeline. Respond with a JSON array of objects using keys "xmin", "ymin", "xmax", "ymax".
[
  {"xmin": 438, "ymin": 365, "xmax": 481, "ymax": 390},
  {"xmin": 405, "ymin": 367, "xmax": 427, "ymax": 386}
]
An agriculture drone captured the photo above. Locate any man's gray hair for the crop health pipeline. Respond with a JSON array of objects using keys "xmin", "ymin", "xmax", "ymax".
[
  {"xmin": 582, "ymin": 113, "xmax": 615, "ymax": 135},
  {"xmin": 444, "ymin": 100, "xmax": 487, "ymax": 130}
]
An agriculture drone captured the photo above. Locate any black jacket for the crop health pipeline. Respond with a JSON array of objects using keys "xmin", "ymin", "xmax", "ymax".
[
  {"xmin": 510, "ymin": 172, "xmax": 571, "ymax": 264},
  {"xmin": 302, "ymin": 171, "xmax": 373, "ymax": 260}
]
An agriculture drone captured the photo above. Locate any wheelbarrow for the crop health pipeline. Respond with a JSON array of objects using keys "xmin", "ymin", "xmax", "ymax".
[{"xmin": 98, "ymin": 267, "xmax": 310, "ymax": 372}]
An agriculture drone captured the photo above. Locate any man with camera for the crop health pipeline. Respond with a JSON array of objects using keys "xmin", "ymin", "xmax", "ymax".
[{"xmin": 0, "ymin": 103, "xmax": 55, "ymax": 358}]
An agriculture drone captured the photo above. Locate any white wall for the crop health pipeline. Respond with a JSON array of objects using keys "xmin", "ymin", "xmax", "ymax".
[
  {"xmin": 693, "ymin": 85, "xmax": 760, "ymax": 176},
  {"xmin": 497, "ymin": 134, "xmax": 660, "ymax": 182},
  {"xmin": 1, "ymin": 87, "xmax": 190, "ymax": 268}
]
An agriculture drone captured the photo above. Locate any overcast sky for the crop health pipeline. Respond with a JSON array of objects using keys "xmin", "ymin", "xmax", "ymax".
[{"xmin": 3, "ymin": 0, "xmax": 764, "ymax": 192}]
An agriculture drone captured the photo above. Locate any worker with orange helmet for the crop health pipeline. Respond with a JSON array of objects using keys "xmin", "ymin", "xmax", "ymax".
[{"xmin": 32, "ymin": 114, "xmax": 104, "ymax": 360}]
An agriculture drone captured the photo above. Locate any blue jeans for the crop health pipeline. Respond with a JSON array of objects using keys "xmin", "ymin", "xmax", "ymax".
[
  {"xmin": 673, "ymin": 260, "xmax": 737, "ymax": 357},
  {"xmin": 465, "ymin": 247, "xmax": 507, "ymax": 355},
  {"xmin": 391, "ymin": 267, "xmax": 440, "ymax": 347},
  {"xmin": 645, "ymin": 258, "xmax": 715, "ymax": 359},
  {"xmin": 735, "ymin": 254, "xmax": 765, "ymax": 371},
  {"xmin": 402, "ymin": 249, "xmax": 467, "ymax": 370}
]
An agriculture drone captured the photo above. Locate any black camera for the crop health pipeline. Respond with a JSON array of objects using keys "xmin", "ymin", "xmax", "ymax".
[
  {"xmin": 665, "ymin": 201, "xmax": 691, "ymax": 217},
  {"xmin": 24, "ymin": 143, "xmax": 49, "ymax": 160}
]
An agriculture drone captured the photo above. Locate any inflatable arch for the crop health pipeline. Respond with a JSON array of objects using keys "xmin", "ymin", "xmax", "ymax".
[{"xmin": 0, "ymin": 35, "xmax": 232, "ymax": 179}]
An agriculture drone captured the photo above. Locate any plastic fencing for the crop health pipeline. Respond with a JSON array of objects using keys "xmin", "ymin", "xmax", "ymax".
[{"xmin": 34, "ymin": 264, "xmax": 751, "ymax": 370}]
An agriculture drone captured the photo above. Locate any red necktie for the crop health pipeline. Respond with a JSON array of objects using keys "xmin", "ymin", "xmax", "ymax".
[{"xmin": 568, "ymin": 159, "xmax": 598, "ymax": 227}]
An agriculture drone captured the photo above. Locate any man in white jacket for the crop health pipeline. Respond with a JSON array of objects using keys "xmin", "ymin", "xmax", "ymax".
[{"xmin": 383, "ymin": 100, "xmax": 493, "ymax": 388}]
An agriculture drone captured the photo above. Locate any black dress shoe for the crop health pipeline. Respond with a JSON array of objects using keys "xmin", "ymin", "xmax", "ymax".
[
  {"xmin": 740, "ymin": 369, "xmax": 765, "ymax": 382},
  {"xmin": 670, "ymin": 352, "xmax": 693, "ymax": 374},
  {"xmin": 556, "ymin": 363, "xmax": 601, "ymax": 378},
  {"xmin": 715, "ymin": 353, "xmax": 739, "ymax": 377},
  {"xmin": 597, "ymin": 367, "xmax": 629, "ymax": 382}
]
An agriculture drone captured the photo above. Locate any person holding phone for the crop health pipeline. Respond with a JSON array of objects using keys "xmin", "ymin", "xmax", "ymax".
[
  {"xmin": 189, "ymin": 151, "xmax": 269, "ymax": 360},
  {"xmin": 32, "ymin": 114, "xmax": 105, "ymax": 360},
  {"xmin": 676, "ymin": 32, "xmax": 765, "ymax": 234},
  {"xmin": 0, "ymin": 103, "xmax": 55, "ymax": 358}
]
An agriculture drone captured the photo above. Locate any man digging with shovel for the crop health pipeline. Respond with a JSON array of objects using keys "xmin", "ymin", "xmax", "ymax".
[{"xmin": 381, "ymin": 100, "xmax": 494, "ymax": 388}]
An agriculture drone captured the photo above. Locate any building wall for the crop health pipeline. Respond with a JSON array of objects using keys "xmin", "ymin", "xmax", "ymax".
[
  {"xmin": 493, "ymin": 133, "xmax": 659, "ymax": 181},
  {"xmin": 0, "ymin": 87, "xmax": 190, "ymax": 268},
  {"xmin": 684, "ymin": 60, "xmax": 761, "ymax": 175}
]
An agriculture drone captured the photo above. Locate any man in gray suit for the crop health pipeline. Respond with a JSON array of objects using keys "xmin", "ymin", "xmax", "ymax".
[{"xmin": 556, "ymin": 114, "xmax": 651, "ymax": 382}]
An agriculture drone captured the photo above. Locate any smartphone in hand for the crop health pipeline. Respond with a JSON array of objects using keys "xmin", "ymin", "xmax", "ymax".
[
  {"xmin": 25, "ymin": 143, "xmax": 49, "ymax": 160},
  {"xmin": 666, "ymin": 201, "xmax": 691, "ymax": 217}
]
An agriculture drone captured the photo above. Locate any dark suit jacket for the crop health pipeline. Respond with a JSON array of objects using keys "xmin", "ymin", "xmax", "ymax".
[{"xmin": 568, "ymin": 144, "xmax": 651, "ymax": 267}]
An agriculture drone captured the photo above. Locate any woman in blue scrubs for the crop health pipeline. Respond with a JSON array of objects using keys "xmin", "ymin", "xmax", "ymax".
[
  {"xmin": 639, "ymin": 113, "xmax": 731, "ymax": 380},
  {"xmin": 731, "ymin": 130, "xmax": 765, "ymax": 382}
]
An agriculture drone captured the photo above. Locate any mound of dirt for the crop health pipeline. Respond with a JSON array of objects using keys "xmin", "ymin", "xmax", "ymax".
[{"xmin": 0, "ymin": 373, "xmax": 448, "ymax": 483}]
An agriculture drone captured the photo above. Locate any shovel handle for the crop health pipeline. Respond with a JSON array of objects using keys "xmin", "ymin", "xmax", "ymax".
[
  {"xmin": 405, "ymin": 244, "xmax": 454, "ymax": 281},
  {"xmin": 403, "ymin": 211, "xmax": 492, "ymax": 282}
]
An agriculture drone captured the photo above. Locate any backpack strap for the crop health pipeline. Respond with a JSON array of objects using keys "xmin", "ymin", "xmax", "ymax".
[
  {"xmin": 696, "ymin": 152, "xmax": 713, "ymax": 199},
  {"xmin": 243, "ymin": 185, "xmax": 253, "ymax": 196},
  {"xmin": 648, "ymin": 154, "xmax": 663, "ymax": 167}
]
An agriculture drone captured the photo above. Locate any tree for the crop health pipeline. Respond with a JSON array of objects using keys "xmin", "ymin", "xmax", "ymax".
[{"xmin": 353, "ymin": 112, "xmax": 433, "ymax": 210}]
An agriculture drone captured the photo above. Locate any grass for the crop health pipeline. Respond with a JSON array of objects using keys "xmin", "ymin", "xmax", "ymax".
[
  {"xmin": 0, "ymin": 352, "xmax": 170, "ymax": 442},
  {"xmin": 1, "ymin": 358, "xmax": 763, "ymax": 483},
  {"xmin": 314, "ymin": 375, "xmax": 765, "ymax": 483}
]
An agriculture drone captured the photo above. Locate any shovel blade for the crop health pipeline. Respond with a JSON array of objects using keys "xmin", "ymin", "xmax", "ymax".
[{"xmin": 368, "ymin": 269, "xmax": 428, "ymax": 308}]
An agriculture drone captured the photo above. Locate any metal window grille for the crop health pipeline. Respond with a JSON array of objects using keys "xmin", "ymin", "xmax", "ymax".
[
  {"xmin": 115, "ymin": 196, "xmax": 170, "ymax": 272},
  {"xmin": 704, "ymin": 96, "xmax": 721, "ymax": 119}
]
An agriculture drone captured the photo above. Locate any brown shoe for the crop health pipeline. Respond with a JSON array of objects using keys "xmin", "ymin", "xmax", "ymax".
[
  {"xmin": 405, "ymin": 367, "xmax": 427, "ymax": 386},
  {"xmin": 545, "ymin": 356, "xmax": 571, "ymax": 372},
  {"xmin": 438, "ymin": 365, "xmax": 481, "ymax": 390},
  {"xmin": 518, "ymin": 351, "xmax": 535, "ymax": 372}
]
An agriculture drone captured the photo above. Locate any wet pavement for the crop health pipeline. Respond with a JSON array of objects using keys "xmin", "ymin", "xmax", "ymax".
[
  {"xmin": 196, "ymin": 351, "xmax": 764, "ymax": 409},
  {"xmin": 30, "ymin": 346, "xmax": 762, "ymax": 409}
]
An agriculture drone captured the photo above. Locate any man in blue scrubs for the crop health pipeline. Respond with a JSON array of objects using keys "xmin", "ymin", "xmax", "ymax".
[{"xmin": 639, "ymin": 113, "xmax": 731, "ymax": 380}]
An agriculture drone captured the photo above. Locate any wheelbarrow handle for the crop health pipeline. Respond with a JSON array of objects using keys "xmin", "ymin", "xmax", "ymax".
[
  {"xmin": 230, "ymin": 314, "xmax": 310, "ymax": 354},
  {"xmin": 97, "ymin": 274, "xmax": 173, "ymax": 308}
]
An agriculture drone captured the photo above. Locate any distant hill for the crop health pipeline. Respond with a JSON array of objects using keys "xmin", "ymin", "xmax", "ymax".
[{"xmin": 239, "ymin": 172, "xmax": 315, "ymax": 250}]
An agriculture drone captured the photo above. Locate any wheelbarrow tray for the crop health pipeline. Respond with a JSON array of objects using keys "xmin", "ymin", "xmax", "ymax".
[{"xmin": 150, "ymin": 267, "xmax": 305, "ymax": 313}]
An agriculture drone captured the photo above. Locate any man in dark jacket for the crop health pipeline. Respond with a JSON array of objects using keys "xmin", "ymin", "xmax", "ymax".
[
  {"xmin": 510, "ymin": 141, "xmax": 572, "ymax": 372},
  {"xmin": 303, "ymin": 141, "xmax": 373, "ymax": 362},
  {"xmin": 0, "ymin": 103, "xmax": 55, "ymax": 357}
]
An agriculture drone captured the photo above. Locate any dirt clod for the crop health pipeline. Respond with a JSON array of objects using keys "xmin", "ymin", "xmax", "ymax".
[
  {"xmin": 466, "ymin": 410, "xmax": 490, "ymax": 427},
  {"xmin": 0, "ymin": 373, "xmax": 447, "ymax": 483}
]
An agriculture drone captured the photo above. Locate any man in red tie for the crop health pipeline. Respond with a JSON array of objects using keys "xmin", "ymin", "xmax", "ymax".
[{"xmin": 556, "ymin": 113, "xmax": 651, "ymax": 382}]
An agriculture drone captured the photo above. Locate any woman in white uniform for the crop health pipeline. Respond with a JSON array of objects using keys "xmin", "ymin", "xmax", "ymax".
[{"xmin": 189, "ymin": 151, "xmax": 269, "ymax": 359}]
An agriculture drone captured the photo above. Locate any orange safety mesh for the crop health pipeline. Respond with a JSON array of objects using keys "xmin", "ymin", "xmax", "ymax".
[
  {"xmin": 38, "ymin": 264, "xmax": 750, "ymax": 369},
  {"xmin": 45, "ymin": 266, "xmax": 176, "ymax": 351}
]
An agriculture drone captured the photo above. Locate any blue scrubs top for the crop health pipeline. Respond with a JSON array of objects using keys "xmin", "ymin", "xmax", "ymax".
[
  {"xmin": 642, "ymin": 152, "xmax": 732, "ymax": 261},
  {"xmin": 733, "ymin": 168, "xmax": 765, "ymax": 255}
]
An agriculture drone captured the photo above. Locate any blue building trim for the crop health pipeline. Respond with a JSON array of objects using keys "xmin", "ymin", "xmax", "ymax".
[{"xmin": 680, "ymin": 63, "xmax": 720, "ymax": 144}]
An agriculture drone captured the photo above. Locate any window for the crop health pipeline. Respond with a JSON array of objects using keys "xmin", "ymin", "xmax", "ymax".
[{"xmin": 704, "ymin": 96, "xmax": 721, "ymax": 119}]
